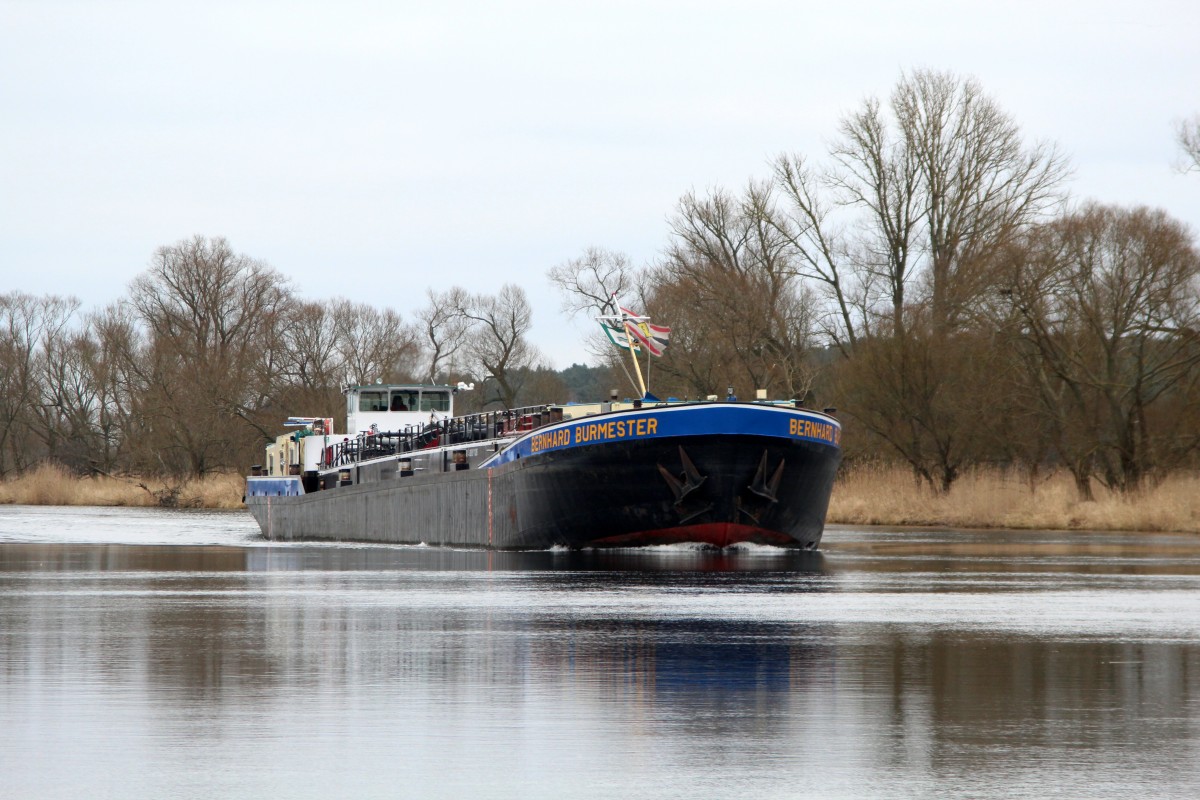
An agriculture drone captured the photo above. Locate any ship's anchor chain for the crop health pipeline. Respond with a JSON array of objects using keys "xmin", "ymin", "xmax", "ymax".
[
  {"xmin": 656, "ymin": 446, "xmax": 713, "ymax": 524},
  {"xmin": 738, "ymin": 450, "xmax": 786, "ymax": 524}
]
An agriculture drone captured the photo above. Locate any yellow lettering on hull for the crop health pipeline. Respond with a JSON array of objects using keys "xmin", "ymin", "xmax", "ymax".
[
  {"xmin": 789, "ymin": 417, "xmax": 840, "ymax": 445},
  {"xmin": 529, "ymin": 427, "xmax": 572, "ymax": 453},
  {"xmin": 573, "ymin": 416, "xmax": 658, "ymax": 445}
]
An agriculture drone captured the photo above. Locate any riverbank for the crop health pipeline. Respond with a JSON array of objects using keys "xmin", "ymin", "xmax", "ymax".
[
  {"xmin": 2, "ymin": 462, "xmax": 1198, "ymax": 533},
  {"xmin": 827, "ymin": 464, "xmax": 1200, "ymax": 533},
  {"xmin": 0, "ymin": 464, "xmax": 245, "ymax": 510}
]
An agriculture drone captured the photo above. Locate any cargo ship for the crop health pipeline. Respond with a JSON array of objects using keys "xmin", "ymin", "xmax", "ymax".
[
  {"xmin": 244, "ymin": 386, "xmax": 841, "ymax": 549},
  {"xmin": 243, "ymin": 303, "xmax": 841, "ymax": 549}
]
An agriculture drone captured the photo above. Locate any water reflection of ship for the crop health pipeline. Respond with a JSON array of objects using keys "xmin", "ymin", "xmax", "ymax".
[
  {"xmin": 550, "ymin": 616, "xmax": 837, "ymax": 696},
  {"xmin": 484, "ymin": 551, "xmax": 841, "ymax": 737},
  {"xmin": 246, "ymin": 545, "xmax": 838, "ymax": 727}
]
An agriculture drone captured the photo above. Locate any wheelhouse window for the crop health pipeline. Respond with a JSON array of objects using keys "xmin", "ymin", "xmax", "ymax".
[
  {"xmin": 419, "ymin": 390, "xmax": 450, "ymax": 412},
  {"xmin": 358, "ymin": 391, "xmax": 388, "ymax": 412},
  {"xmin": 390, "ymin": 390, "xmax": 419, "ymax": 411}
]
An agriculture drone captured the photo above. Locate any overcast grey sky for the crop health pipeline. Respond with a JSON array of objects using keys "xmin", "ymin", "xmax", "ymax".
[{"xmin": 3, "ymin": 0, "xmax": 1198, "ymax": 368}]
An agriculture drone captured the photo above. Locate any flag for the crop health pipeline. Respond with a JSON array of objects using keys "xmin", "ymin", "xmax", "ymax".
[{"xmin": 598, "ymin": 297, "xmax": 670, "ymax": 357}]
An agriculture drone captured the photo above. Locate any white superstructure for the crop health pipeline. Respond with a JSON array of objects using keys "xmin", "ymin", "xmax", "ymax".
[{"xmin": 260, "ymin": 383, "xmax": 459, "ymax": 479}]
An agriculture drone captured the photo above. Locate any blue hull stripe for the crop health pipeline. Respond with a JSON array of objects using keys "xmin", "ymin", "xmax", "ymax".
[{"xmin": 483, "ymin": 404, "xmax": 841, "ymax": 467}]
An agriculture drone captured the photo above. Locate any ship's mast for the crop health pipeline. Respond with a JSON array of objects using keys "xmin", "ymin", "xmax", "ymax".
[
  {"xmin": 599, "ymin": 295, "xmax": 671, "ymax": 401},
  {"xmin": 620, "ymin": 310, "xmax": 649, "ymax": 398}
]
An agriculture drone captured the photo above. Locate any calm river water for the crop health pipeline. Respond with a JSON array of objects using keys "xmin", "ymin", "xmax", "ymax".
[{"xmin": 2, "ymin": 506, "xmax": 1200, "ymax": 799}]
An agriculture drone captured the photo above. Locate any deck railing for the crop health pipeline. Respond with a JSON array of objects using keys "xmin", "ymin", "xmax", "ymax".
[{"xmin": 323, "ymin": 404, "xmax": 563, "ymax": 469}]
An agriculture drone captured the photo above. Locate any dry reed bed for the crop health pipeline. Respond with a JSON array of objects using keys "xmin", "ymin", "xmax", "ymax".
[
  {"xmin": 3, "ymin": 462, "xmax": 1199, "ymax": 533},
  {"xmin": 828, "ymin": 464, "xmax": 1200, "ymax": 533},
  {"xmin": 0, "ymin": 464, "xmax": 245, "ymax": 510}
]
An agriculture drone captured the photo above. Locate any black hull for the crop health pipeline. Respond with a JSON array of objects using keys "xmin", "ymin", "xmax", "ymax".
[{"xmin": 503, "ymin": 434, "xmax": 838, "ymax": 549}]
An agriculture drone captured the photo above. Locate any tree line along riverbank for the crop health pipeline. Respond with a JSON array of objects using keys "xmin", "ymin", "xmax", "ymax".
[{"xmin": 3, "ymin": 463, "xmax": 1197, "ymax": 534}]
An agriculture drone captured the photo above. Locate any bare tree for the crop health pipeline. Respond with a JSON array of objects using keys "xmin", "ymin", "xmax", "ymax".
[
  {"xmin": 832, "ymin": 323, "xmax": 1004, "ymax": 492},
  {"xmin": 1176, "ymin": 114, "xmax": 1200, "ymax": 173},
  {"xmin": 651, "ymin": 182, "xmax": 820, "ymax": 400},
  {"xmin": 893, "ymin": 69, "xmax": 1071, "ymax": 333},
  {"xmin": 772, "ymin": 70, "xmax": 1070, "ymax": 346},
  {"xmin": 827, "ymin": 95, "xmax": 922, "ymax": 338},
  {"xmin": 276, "ymin": 301, "xmax": 346, "ymax": 423},
  {"xmin": 124, "ymin": 236, "xmax": 292, "ymax": 475},
  {"xmin": 0, "ymin": 293, "xmax": 80, "ymax": 474},
  {"xmin": 454, "ymin": 284, "xmax": 538, "ymax": 409},
  {"xmin": 647, "ymin": 258, "xmax": 818, "ymax": 401},
  {"xmin": 547, "ymin": 247, "xmax": 640, "ymax": 363},
  {"xmin": 416, "ymin": 287, "xmax": 472, "ymax": 383},
  {"xmin": 331, "ymin": 299, "xmax": 421, "ymax": 386},
  {"xmin": 767, "ymin": 71, "xmax": 1072, "ymax": 491},
  {"xmin": 1004, "ymin": 204, "xmax": 1200, "ymax": 495},
  {"xmin": 84, "ymin": 304, "xmax": 140, "ymax": 472},
  {"xmin": 272, "ymin": 298, "xmax": 421, "ymax": 426},
  {"xmin": 773, "ymin": 104, "xmax": 922, "ymax": 350},
  {"xmin": 32, "ymin": 319, "xmax": 102, "ymax": 470},
  {"xmin": 548, "ymin": 246, "xmax": 638, "ymax": 316},
  {"xmin": 771, "ymin": 154, "xmax": 868, "ymax": 353}
]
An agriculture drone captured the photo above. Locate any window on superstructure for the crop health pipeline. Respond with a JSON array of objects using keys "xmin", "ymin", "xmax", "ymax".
[
  {"xmin": 391, "ymin": 390, "xmax": 418, "ymax": 411},
  {"xmin": 358, "ymin": 391, "xmax": 387, "ymax": 412},
  {"xmin": 419, "ymin": 391, "xmax": 450, "ymax": 412}
]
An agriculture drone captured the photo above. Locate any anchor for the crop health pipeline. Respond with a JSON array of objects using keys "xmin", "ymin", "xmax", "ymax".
[
  {"xmin": 738, "ymin": 450, "xmax": 785, "ymax": 523},
  {"xmin": 657, "ymin": 446, "xmax": 713, "ymax": 523},
  {"xmin": 748, "ymin": 450, "xmax": 785, "ymax": 502}
]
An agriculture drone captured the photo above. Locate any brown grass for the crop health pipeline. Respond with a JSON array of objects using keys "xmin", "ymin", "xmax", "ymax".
[
  {"xmin": 0, "ymin": 463, "xmax": 246, "ymax": 510},
  {"xmin": 828, "ymin": 463, "xmax": 1200, "ymax": 533}
]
